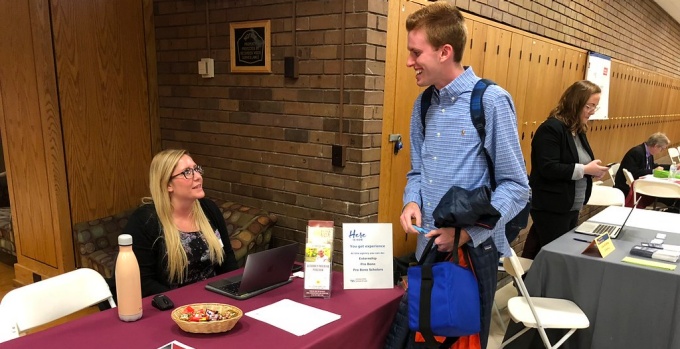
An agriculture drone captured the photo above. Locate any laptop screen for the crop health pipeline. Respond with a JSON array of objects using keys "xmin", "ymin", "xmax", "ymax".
[{"xmin": 611, "ymin": 203, "xmax": 637, "ymax": 238}]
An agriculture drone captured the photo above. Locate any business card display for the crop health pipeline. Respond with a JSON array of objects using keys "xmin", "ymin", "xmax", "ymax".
[
  {"xmin": 342, "ymin": 223, "xmax": 394, "ymax": 289},
  {"xmin": 304, "ymin": 220, "xmax": 333, "ymax": 298}
]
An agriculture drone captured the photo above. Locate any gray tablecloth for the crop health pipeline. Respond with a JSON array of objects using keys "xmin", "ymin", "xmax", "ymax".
[{"xmin": 503, "ymin": 226, "xmax": 680, "ymax": 349}]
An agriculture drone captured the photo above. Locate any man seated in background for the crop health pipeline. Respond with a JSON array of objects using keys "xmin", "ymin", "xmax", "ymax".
[{"xmin": 614, "ymin": 132, "xmax": 678, "ymax": 209}]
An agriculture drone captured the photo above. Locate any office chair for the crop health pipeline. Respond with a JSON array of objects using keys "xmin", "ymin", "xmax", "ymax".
[{"xmin": 500, "ymin": 251, "xmax": 589, "ymax": 349}]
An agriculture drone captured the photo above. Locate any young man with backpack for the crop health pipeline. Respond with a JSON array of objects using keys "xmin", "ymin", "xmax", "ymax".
[{"xmin": 399, "ymin": 3, "xmax": 530, "ymax": 348}]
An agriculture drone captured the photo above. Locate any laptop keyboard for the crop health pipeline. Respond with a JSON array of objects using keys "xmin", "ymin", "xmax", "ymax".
[
  {"xmin": 593, "ymin": 224, "xmax": 619, "ymax": 235},
  {"xmin": 218, "ymin": 282, "xmax": 242, "ymax": 295}
]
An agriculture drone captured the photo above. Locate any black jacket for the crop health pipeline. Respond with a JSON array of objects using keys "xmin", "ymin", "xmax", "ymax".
[
  {"xmin": 614, "ymin": 143, "xmax": 667, "ymax": 195},
  {"xmin": 123, "ymin": 198, "xmax": 238, "ymax": 297},
  {"xmin": 530, "ymin": 117, "xmax": 594, "ymax": 213}
]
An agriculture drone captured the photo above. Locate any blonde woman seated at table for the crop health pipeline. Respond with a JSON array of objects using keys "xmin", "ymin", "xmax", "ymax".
[{"xmin": 122, "ymin": 149, "xmax": 238, "ymax": 297}]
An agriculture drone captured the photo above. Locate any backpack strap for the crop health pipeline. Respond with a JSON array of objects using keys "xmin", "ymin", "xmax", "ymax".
[
  {"xmin": 420, "ymin": 85, "xmax": 435, "ymax": 135},
  {"xmin": 470, "ymin": 78, "xmax": 497, "ymax": 189}
]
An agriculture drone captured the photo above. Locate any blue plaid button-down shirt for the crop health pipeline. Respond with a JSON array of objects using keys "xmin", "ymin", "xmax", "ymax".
[{"xmin": 403, "ymin": 67, "xmax": 530, "ymax": 259}]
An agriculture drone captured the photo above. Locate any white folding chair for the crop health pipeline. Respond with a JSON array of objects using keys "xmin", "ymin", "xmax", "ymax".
[
  {"xmin": 623, "ymin": 168, "xmax": 635, "ymax": 187},
  {"xmin": 0, "ymin": 268, "xmax": 115, "ymax": 342},
  {"xmin": 586, "ymin": 184, "xmax": 625, "ymax": 206},
  {"xmin": 668, "ymin": 147, "xmax": 680, "ymax": 164},
  {"xmin": 607, "ymin": 163, "xmax": 620, "ymax": 187},
  {"xmin": 0, "ymin": 303, "xmax": 16, "ymax": 343},
  {"xmin": 495, "ymin": 255, "xmax": 533, "ymax": 331},
  {"xmin": 633, "ymin": 179, "xmax": 680, "ymax": 205},
  {"xmin": 500, "ymin": 251, "xmax": 589, "ymax": 349}
]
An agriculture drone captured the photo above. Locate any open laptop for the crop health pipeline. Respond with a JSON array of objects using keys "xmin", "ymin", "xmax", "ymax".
[
  {"xmin": 205, "ymin": 243, "xmax": 297, "ymax": 300},
  {"xmin": 575, "ymin": 203, "xmax": 637, "ymax": 239}
]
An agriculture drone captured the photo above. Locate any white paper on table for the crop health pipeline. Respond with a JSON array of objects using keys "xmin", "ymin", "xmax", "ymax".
[{"xmin": 245, "ymin": 298, "xmax": 341, "ymax": 336}]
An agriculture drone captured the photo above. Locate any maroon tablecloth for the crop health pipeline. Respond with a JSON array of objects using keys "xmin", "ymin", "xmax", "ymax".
[{"xmin": 3, "ymin": 271, "xmax": 403, "ymax": 349}]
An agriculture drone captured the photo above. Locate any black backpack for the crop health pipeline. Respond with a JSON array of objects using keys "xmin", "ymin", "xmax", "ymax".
[{"xmin": 420, "ymin": 79, "xmax": 530, "ymax": 243}]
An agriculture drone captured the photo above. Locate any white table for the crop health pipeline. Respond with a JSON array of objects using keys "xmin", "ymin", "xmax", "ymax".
[{"xmin": 587, "ymin": 205, "xmax": 680, "ymax": 233}]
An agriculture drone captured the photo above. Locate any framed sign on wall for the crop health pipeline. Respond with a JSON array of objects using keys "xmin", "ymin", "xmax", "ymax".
[{"xmin": 230, "ymin": 20, "xmax": 271, "ymax": 73}]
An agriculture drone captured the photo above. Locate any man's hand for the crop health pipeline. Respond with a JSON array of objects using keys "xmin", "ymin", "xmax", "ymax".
[
  {"xmin": 400, "ymin": 202, "xmax": 422, "ymax": 234},
  {"xmin": 426, "ymin": 227, "xmax": 471, "ymax": 252}
]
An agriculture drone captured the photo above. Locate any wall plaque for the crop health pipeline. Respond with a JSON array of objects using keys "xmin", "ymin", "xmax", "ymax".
[{"xmin": 230, "ymin": 20, "xmax": 271, "ymax": 73}]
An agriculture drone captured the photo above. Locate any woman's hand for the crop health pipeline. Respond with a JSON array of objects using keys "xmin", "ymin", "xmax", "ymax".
[{"xmin": 584, "ymin": 159, "xmax": 609, "ymax": 179}]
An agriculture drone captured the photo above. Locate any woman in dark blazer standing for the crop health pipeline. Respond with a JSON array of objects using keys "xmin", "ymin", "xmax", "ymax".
[{"xmin": 522, "ymin": 80, "xmax": 609, "ymax": 259}]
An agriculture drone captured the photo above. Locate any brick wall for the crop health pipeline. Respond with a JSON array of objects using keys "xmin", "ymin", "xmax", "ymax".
[
  {"xmin": 457, "ymin": 0, "xmax": 680, "ymax": 77},
  {"xmin": 154, "ymin": 0, "xmax": 389, "ymax": 254}
]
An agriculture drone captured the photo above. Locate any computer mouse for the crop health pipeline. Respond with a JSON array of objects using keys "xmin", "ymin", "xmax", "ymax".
[{"xmin": 151, "ymin": 294, "xmax": 174, "ymax": 311}]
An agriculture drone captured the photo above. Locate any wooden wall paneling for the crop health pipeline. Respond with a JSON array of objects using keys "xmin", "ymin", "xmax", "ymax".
[
  {"xmin": 547, "ymin": 46, "xmax": 566, "ymax": 111},
  {"xmin": 51, "ymin": 0, "xmax": 153, "ymax": 224},
  {"xmin": 637, "ymin": 71, "xmax": 646, "ymax": 115},
  {"xmin": 0, "ymin": 0, "xmax": 70, "ymax": 276},
  {"xmin": 631, "ymin": 68, "xmax": 642, "ymax": 116},
  {"xmin": 504, "ymin": 33, "xmax": 528, "ymax": 122},
  {"xmin": 577, "ymin": 52, "xmax": 587, "ymax": 84},
  {"xmin": 143, "ymin": 0, "xmax": 161, "ymax": 156},
  {"xmin": 481, "ymin": 25, "xmax": 511, "ymax": 88},
  {"xmin": 467, "ymin": 20, "xmax": 487, "ymax": 77},
  {"xmin": 513, "ymin": 35, "xmax": 537, "ymax": 170},
  {"xmin": 523, "ymin": 40, "xmax": 550, "ymax": 157},
  {"xmin": 649, "ymin": 73, "xmax": 659, "ymax": 115},
  {"xmin": 561, "ymin": 49, "xmax": 576, "ymax": 92},
  {"xmin": 664, "ymin": 76, "xmax": 672, "ymax": 115},
  {"xmin": 28, "ymin": 0, "xmax": 74, "ymax": 274},
  {"xmin": 614, "ymin": 118, "xmax": 626, "ymax": 163},
  {"xmin": 377, "ymin": 0, "xmax": 427, "ymax": 258},
  {"xmin": 656, "ymin": 75, "xmax": 663, "ymax": 115},
  {"xmin": 673, "ymin": 81, "xmax": 680, "ymax": 117},
  {"xmin": 659, "ymin": 76, "xmax": 670, "ymax": 114},
  {"xmin": 622, "ymin": 70, "xmax": 631, "ymax": 117},
  {"xmin": 460, "ymin": 18, "xmax": 475, "ymax": 68},
  {"xmin": 609, "ymin": 62, "xmax": 622, "ymax": 118},
  {"xmin": 609, "ymin": 118, "xmax": 623, "ymax": 164},
  {"xmin": 641, "ymin": 71, "xmax": 652, "ymax": 114},
  {"xmin": 546, "ymin": 44, "xmax": 565, "ymax": 114},
  {"xmin": 622, "ymin": 66, "xmax": 634, "ymax": 117}
]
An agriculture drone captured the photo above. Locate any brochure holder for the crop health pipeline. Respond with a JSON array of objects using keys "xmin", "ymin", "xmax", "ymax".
[{"xmin": 304, "ymin": 220, "xmax": 334, "ymax": 298}]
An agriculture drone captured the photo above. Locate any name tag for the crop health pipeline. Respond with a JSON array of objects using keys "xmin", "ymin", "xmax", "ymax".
[{"xmin": 582, "ymin": 232, "xmax": 615, "ymax": 258}]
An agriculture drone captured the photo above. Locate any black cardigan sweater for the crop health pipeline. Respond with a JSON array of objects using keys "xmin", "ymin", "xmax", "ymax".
[
  {"xmin": 529, "ymin": 117, "xmax": 594, "ymax": 213},
  {"xmin": 123, "ymin": 198, "xmax": 238, "ymax": 297}
]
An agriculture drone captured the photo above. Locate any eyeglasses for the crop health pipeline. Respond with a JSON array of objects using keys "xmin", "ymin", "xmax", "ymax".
[
  {"xmin": 170, "ymin": 165, "xmax": 204, "ymax": 180},
  {"xmin": 584, "ymin": 103, "xmax": 600, "ymax": 113}
]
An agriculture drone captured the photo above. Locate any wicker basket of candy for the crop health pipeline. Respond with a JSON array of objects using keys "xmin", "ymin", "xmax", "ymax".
[{"xmin": 171, "ymin": 303, "xmax": 243, "ymax": 333}]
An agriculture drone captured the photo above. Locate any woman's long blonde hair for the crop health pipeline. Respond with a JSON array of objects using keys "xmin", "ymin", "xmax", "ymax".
[{"xmin": 147, "ymin": 149, "xmax": 224, "ymax": 284}]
